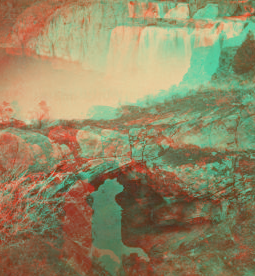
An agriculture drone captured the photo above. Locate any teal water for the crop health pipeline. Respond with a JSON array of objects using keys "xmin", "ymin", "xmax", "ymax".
[{"xmin": 91, "ymin": 178, "xmax": 148, "ymax": 275}]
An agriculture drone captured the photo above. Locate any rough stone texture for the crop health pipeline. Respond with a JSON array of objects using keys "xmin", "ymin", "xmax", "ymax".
[
  {"xmin": 77, "ymin": 126, "xmax": 131, "ymax": 159},
  {"xmin": 164, "ymin": 3, "xmax": 190, "ymax": 19},
  {"xmin": 193, "ymin": 3, "xmax": 218, "ymax": 20},
  {"xmin": 218, "ymin": 0, "xmax": 239, "ymax": 17},
  {"xmin": 0, "ymin": 131, "xmax": 34, "ymax": 175},
  {"xmin": 10, "ymin": 1, "xmax": 128, "ymax": 70},
  {"xmin": 0, "ymin": 128, "xmax": 62, "ymax": 177}
]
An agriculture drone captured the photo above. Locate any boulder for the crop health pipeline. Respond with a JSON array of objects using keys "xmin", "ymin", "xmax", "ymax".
[
  {"xmin": 164, "ymin": 3, "xmax": 190, "ymax": 20},
  {"xmin": 100, "ymin": 129, "xmax": 130, "ymax": 159},
  {"xmin": 193, "ymin": 4, "xmax": 219, "ymax": 20},
  {"xmin": 77, "ymin": 126, "xmax": 130, "ymax": 160},
  {"xmin": 0, "ymin": 132, "xmax": 34, "ymax": 175},
  {"xmin": 48, "ymin": 126, "xmax": 80, "ymax": 157},
  {"xmin": 60, "ymin": 144, "xmax": 74, "ymax": 159},
  {"xmin": 51, "ymin": 142, "xmax": 63, "ymax": 160},
  {"xmin": 0, "ymin": 128, "xmax": 60, "ymax": 175},
  {"xmin": 76, "ymin": 127, "xmax": 102, "ymax": 159},
  {"xmin": 3, "ymin": 128, "xmax": 54, "ymax": 160}
]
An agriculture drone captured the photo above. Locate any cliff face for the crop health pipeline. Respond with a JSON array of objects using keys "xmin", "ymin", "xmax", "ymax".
[
  {"xmin": 8, "ymin": 1, "xmax": 255, "ymax": 78},
  {"xmin": 10, "ymin": 1, "xmax": 129, "ymax": 71},
  {"xmin": 190, "ymin": 0, "xmax": 254, "ymax": 17}
]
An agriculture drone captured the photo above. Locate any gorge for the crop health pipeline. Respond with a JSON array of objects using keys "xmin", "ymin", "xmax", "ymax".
[
  {"xmin": 1, "ymin": 0, "xmax": 255, "ymax": 121},
  {"xmin": 1, "ymin": 1, "xmax": 255, "ymax": 275}
]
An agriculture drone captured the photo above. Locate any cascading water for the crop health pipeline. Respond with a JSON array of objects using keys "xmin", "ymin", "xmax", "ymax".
[
  {"xmin": 105, "ymin": 19, "xmax": 255, "ymax": 93},
  {"xmin": 182, "ymin": 24, "xmax": 222, "ymax": 86},
  {"xmin": 136, "ymin": 27, "xmax": 192, "ymax": 88},
  {"xmin": 107, "ymin": 26, "xmax": 192, "ymax": 92},
  {"xmin": 221, "ymin": 21, "xmax": 255, "ymax": 48},
  {"xmin": 106, "ymin": 24, "xmax": 224, "ymax": 91},
  {"xmin": 107, "ymin": 26, "xmax": 144, "ymax": 75},
  {"xmin": 9, "ymin": 1, "xmax": 255, "ymax": 114}
]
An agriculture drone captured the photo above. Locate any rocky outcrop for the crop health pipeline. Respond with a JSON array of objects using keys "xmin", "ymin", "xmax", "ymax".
[
  {"xmin": 193, "ymin": 3, "xmax": 218, "ymax": 20},
  {"xmin": 86, "ymin": 161, "xmax": 228, "ymax": 275},
  {"xmin": 156, "ymin": 112, "xmax": 254, "ymax": 152},
  {"xmin": 127, "ymin": 1, "xmax": 254, "ymax": 19},
  {"xmin": 128, "ymin": 1, "xmax": 176, "ymax": 18},
  {"xmin": 8, "ymin": 1, "xmax": 64, "ymax": 54},
  {"xmin": 0, "ymin": 131, "xmax": 34, "ymax": 175},
  {"xmin": 128, "ymin": 1, "xmax": 147, "ymax": 18},
  {"xmin": 5, "ymin": 0, "xmax": 255, "ymax": 94},
  {"xmin": 77, "ymin": 126, "xmax": 130, "ymax": 160},
  {"xmin": 233, "ymin": 30, "xmax": 255, "ymax": 74},
  {"xmin": 218, "ymin": 0, "xmax": 238, "ymax": 17},
  {"xmin": 0, "ymin": 128, "xmax": 63, "ymax": 177},
  {"xmin": 164, "ymin": 3, "xmax": 190, "ymax": 19},
  {"xmin": 10, "ymin": 1, "xmax": 128, "ymax": 70},
  {"xmin": 76, "ymin": 127, "xmax": 103, "ymax": 159},
  {"xmin": 48, "ymin": 126, "xmax": 80, "ymax": 158},
  {"xmin": 129, "ymin": 127, "xmax": 165, "ymax": 161},
  {"xmin": 191, "ymin": 0, "xmax": 253, "ymax": 18},
  {"xmin": 72, "ymin": 96, "xmax": 255, "ymax": 163},
  {"xmin": 218, "ymin": 0, "xmax": 254, "ymax": 17},
  {"xmin": 61, "ymin": 179, "xmax": 94, "ymax": 275}
]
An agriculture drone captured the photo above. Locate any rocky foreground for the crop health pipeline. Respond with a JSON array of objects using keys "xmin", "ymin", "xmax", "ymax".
[
  {"xmin": 1, "ymin": 79, "xmax": 255, "ymax": 274},
  {"xmin": 1, "ymin": 0, "xmax": 255, "ymax": 275}
]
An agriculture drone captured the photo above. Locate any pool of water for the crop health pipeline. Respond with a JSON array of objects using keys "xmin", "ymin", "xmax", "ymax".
[
  {"xmin": 0, "ymin": 49, "xmax": 179, "ymax": 122},
  {"xmin": 91, "ymin": 178, "xmax": 148, "ymax": 275}
]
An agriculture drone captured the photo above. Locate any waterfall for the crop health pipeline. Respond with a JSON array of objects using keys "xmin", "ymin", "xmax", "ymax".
[
  {"xmin": 106, "ymin": 20, "xmax": 254, "ymax": 90},
  {"xmin": 107, "ymin": 26, "xmax": 192, "ymax": 90},
  {"xmin": 107, "ymin": 26, "xmax": 144, "ymax": 75},
  {"xmin": 18, "ymin": 1, "xmax": 254, "ymax": 93},
  {"xmin": 106, "ymin": 24, "xmax": 224, "ymax": 90},
  {"xmin": 136, "ymin": 27, "xmax": 192, "ymax": 88},
  {"xmin": 222, "ymin": 21, "xmax": 255, "ymax": 48}
]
